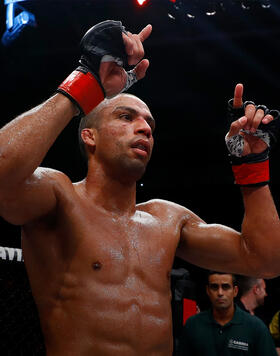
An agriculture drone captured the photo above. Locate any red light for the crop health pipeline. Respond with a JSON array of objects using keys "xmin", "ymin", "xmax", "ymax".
[
  {"xmin": 169, "ymin": 0, "xmax": 176, "ymax": 2},
  {"xmin": 136, "ymin": 0, "xmax": 147, "ymax": 5}
]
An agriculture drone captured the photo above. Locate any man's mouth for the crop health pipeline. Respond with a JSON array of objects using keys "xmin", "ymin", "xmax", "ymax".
[{"xmin": 131, "ymin": 140, "xmax": 150, "ymax": 155}]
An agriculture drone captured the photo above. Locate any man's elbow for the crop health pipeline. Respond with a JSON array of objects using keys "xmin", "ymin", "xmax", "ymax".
[{"xmin": 247, "ymin": 259, "xmax": 280, "ymax": 279}]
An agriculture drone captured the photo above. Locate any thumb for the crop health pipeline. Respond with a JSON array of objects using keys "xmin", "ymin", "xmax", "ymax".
[
  {"xmin": 134, "ymin": 59, "xmax": 149, "ymax": 80},
  {"xmin": 227, "ymin": 116, "xmax": 247, "ymax": 138}
]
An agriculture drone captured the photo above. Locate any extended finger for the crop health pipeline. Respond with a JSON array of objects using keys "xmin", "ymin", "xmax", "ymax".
[
  {"xmin": 122, "ymin": 32, "xmax": 134, "ymax": 56},
  {"xmin": 262, "ymin": 114, "xmax": 274, "ymax": 124},
  {"xmin": 138, "ymin": 24, "xmax": 152, "ymax": 42},
  {"xmin": 233, "ymin": 83, "xmax": 243, "ymax": 108},
  {"xmin": 250, "ymin": 108, "xmax": 267, "ymax": 133},
  {"xmin": 123, "ymin": 32, "xmax": 145, "ymax": 66},
  {"xmin": 244, "ymin": 103, "xmax": 256, "ymax": 130},
  {"xmin": 129, "ymin": 33, "xmax": 145, "ymax": 64}
]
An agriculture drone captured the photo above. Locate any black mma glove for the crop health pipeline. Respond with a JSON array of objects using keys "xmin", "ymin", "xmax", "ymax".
[
  {"xmin": 57, "ymin": 20, "xmax": 135, "ymax": 116},
  {"xmin": 227, "ymin": 98, "xmax": 245, "ymax": 123},
  {"xmin": 226, "ymin": 99, "xmax": 280, "ymax": 186}
]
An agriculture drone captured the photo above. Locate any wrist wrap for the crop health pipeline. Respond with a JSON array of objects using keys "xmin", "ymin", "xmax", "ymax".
[
  {"xmin": 229, "ymin": 149, "xmax": 270, "ymax": 187},
  {"xmin": 57, "ymin": 68, "xmax": 105, "ymax": 116},
  {"xmin": 231, "ymin": 161, "xmax": 269, "ymax": 187}
]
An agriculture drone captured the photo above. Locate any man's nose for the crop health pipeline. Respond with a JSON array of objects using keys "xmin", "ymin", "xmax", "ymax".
[{"xmin": 135, "ymin": 118, "xmax": 152, "ymax": 138}]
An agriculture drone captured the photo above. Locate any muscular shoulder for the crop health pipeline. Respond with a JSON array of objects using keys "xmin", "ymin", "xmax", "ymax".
[
  {"xmin": 32, "ymin": 167, "xmax": 73, "ymax": 193},
  {"xmin": 26, "ymin": 167, "xmax": 76, "ymax": 203},
  {"xmin": 0, "ymin": 167, "xmax": 74, "ymax": 226},
  {"xmin": 137, "ymin": 199, "xmax": 188, "ymax": 216},
  {"xmin": 137, "ymin": 198, "xmax": 204, "ymax": 225},
  {"xmin": 30, "ymin": 167, "xmax": 79, "ymax": 212},
  {"xmin": 32, "ymin": 166, "xmax": 71, "ymax": 183}
]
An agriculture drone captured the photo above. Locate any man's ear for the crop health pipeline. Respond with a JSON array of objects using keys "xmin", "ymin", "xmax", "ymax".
[
  {"xmin": 233, "ymin": 285, "xmax": 238, "ymax": 298},
  {"xmin": 253, "ymin": 284, "xmax": 260, "ymax": 295},
  {"xmin": 81, "ymin": 128, "xmax": 97, "ymax": 154}
]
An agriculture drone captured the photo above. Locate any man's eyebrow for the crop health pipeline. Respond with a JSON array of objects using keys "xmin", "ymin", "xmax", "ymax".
[
  {"xmin": 113, "ymin": 106, "xmax": 155, "ymax": 126},
  {"xmin": 113, "ymin": 106, "xmax": 137, "ymax": 114}
]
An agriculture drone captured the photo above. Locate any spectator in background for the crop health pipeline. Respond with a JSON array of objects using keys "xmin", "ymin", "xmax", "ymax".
[
  {"xmin": 237, "ymin": 276, "xmax": 267, "ymax": 315},
  {"xmin": 269, "ymin": 310, "xmax": 280, "ymax": 355},
  {"xmin": 178, "ymin": 271, "xmax": 277, "ymax": 355}
]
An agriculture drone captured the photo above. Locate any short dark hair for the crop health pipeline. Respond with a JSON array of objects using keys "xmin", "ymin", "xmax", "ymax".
[
  {"xmin": 236, "ymin": 276, "xmax": 260, "ymax": 296},
  {"xmin": 78, "ymin": 102, "xmax": 105, "ymax": 162},
  {"xmin": 207, "ymin": 271, "xmax": 237, "ymax": 286}
]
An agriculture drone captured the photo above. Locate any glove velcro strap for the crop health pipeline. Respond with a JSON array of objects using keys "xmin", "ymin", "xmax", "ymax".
[
  {"xmin": 232, "ymin": 160, "xmax": 269, "ymax": 186},
  {"xmin": 57, "ymin": 70, "xmax": 105, "ymax": 116}
]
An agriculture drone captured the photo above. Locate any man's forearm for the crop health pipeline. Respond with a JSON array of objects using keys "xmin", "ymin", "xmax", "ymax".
[
  {"xmin": 0, "ymin": 93, "xmax": 77, "ymax": 189},
  {"xmin": 241, "ymin": 185, "xmax": 280, "ymax": 278}
]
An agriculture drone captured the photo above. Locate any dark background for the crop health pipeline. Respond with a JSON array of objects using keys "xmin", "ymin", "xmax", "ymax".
[{"xmin": 1, "ymin": 0, "xmax": 280, "ymax": 324}]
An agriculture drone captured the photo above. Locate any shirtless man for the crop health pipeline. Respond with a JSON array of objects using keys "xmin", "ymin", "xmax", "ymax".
[{"xmin": 0, "ymin": 20, "xmax": 280, "ymax": 356}]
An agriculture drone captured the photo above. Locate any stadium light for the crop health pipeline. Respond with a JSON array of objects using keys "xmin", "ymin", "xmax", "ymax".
[
  {"xmin": 205, "ymin": 1, "xmax": 217, "ymax": 16},
  {"xmin": 136, "ymin": 0, "xmax": 147, "ymax": 5},
  {"xmin": 2, "ymin": 0, "xmax": 36, "ymax": 46}
]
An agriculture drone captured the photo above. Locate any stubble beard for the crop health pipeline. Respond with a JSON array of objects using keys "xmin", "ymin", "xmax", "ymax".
[
  {"xmin": 103, "ymin": 152, "xmax": 149, "ymax": 185},
  {"xmin": 118, "ymin": 154, "xmax": 148, "ymax": 183}
]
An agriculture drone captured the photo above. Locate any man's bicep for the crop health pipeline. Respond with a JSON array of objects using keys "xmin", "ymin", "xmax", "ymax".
[
  {"xmin": 0, "ymin": 167, "xmax": 65, "ymax": 225},
  {"xmin": 176, "ymin": 216, "xmax": 250, "ymax": 274}
]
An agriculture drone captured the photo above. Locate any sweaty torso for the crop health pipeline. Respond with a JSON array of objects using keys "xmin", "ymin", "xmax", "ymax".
[{"xmin": 21, "ymin": 181, "xmax": 186, "ymax": 356}]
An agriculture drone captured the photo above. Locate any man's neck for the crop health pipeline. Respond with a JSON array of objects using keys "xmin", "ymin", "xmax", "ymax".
[
  {"xmin": 212, "ymin": 304, "xmax": 235, "ymax": 326},
  {"xmin": 240, "ymin": 295, "xmax": 256, "ymax": 315},
  {"xmin": 81, "ymin": 166, "xmax": 137, "ymax": 215}
]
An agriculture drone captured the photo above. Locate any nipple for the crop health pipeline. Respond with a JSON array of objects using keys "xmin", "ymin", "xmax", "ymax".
[{"xmin": 92, "ymin": 261, "xmax": 102, "ymax": 270}]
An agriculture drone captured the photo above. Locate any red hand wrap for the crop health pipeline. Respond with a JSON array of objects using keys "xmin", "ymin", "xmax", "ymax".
[
  {"xmin": 58, "ymin": 70, "xmax": 105, "ymax": 115},
  {"xmin": 232, "ymin": 160, "xmax": 269, "ymax": 186}
]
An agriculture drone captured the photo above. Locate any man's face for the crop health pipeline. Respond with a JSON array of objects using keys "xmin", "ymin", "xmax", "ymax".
[
  {"xmin": 94, "ymin": 94, "xmax": 155, "ymax": 182},
  {"xmin": 206, "ymin": 274, "xmax": 238, "ymax": 311},
  {"xmin": 255, "ymin": 279, "xmax": 267, "ymax": 307}
]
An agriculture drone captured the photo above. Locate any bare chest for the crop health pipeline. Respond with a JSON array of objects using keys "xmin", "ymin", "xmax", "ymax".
[
  {"xmin": 22, "ymin": 197, "xmax": 180, "ymax": 355},
  {"xmin": 57, "ymin": 202, "xmax": 178, "ymax": 286}
]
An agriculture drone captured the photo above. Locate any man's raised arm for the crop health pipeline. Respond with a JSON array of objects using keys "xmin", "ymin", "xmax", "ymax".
[
  {"xmin": 226, "ymin": 83, "xmax": 280, "ymax": 277},
  {"xmin": 0, "ymin": 20, "xmax": 151, "ymax": 224},
  {"xmin": 177, "ymin": 84, "xmax": 280, "ymax": 278}
]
